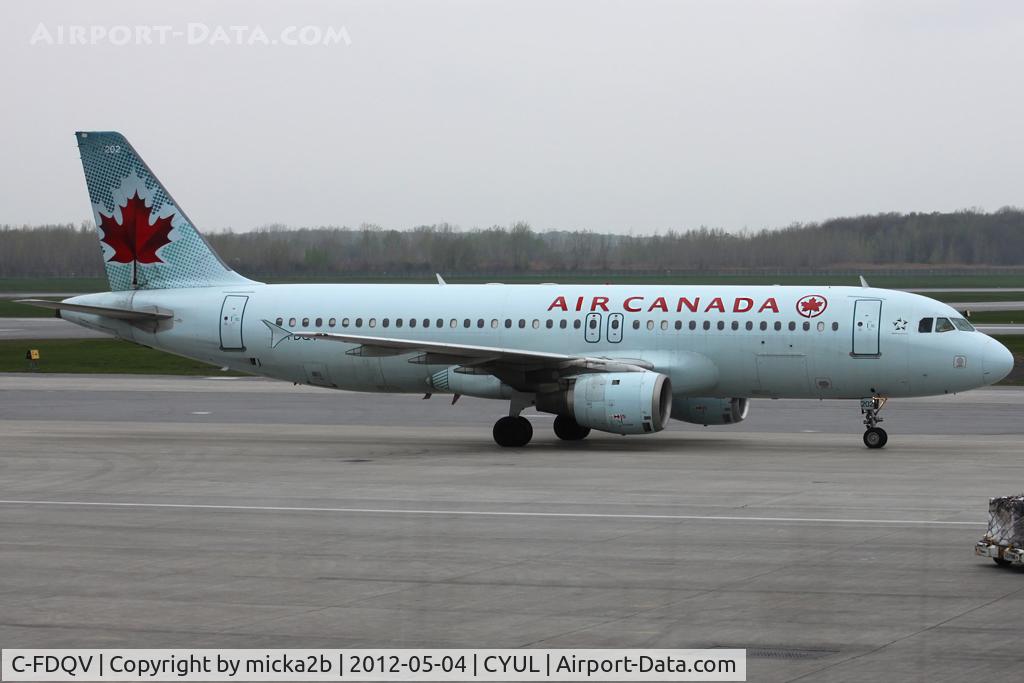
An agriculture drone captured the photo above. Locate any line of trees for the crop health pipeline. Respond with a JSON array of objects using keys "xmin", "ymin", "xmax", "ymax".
[{"xmin": 1, "ymin": 209, "xmax": 1023, "ymax": 278}]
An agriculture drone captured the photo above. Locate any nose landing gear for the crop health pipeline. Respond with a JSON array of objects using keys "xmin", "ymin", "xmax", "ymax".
[{"xmin": 861, "ymin": 397, "xmax": 888, "ymax": 449}]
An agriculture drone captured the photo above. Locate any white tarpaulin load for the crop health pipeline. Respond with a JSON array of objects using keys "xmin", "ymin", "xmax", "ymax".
[{"xmin": 984, "ymin": 495, "xmax": 1024, "ymax": 547}]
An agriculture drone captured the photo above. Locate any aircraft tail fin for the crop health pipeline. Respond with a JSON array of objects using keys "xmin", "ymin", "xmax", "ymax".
[{"xmin": 76, "ymin": 131, "xmax": 255, "ymax": 291}]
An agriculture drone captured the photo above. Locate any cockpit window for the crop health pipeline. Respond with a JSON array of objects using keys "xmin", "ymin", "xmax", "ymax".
[
  {"xmin": 952, "ymin": 318, "xmax": 975, "ymax": 331},
  {"xmin": 918, "ymin": 317, "xmax": 933, "ymax": 333},
  {"xmin": 935, "ymin": 317, "xmax": 955, "ymax": 333}
]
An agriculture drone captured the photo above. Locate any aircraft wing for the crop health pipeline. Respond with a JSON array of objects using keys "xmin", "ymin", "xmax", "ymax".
[
  {"xmin": 15, "ymin": 299, "xmax": 173, "ymax": 321},
  {"xmin": 303, "ymin": 331, "xmax": 653, "ymax": 374}
]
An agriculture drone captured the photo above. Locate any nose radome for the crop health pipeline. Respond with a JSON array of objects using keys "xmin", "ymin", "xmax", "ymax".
[{"xmin": 982, "ymin": 337, "xmax": 1014, "ymax": 384}]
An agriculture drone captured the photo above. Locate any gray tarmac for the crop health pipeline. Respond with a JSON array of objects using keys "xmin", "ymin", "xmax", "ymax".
[
  {"xmin": 1, "ymin": 374, "xmax": 1024, "ymax": 682},
  {"xmin": 0, "ymin": 317, "xmax": 107, "ymax": 340}
]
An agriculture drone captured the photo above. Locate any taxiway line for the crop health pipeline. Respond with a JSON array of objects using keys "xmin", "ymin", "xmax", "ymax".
[{"xmin": 0, "ymin": 498, "xmax": 978, "ymax": 526}]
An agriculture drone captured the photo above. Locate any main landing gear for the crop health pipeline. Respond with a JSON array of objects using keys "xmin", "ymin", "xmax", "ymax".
[
  {"xmin": 860, "ymin": 396, "xmax": 888, "ymax": 449},
  {"xmin": 493, "ymin": 416, "xmax": 533, "ymax": 447},
  {"xmin": 553, "ymin": 415, "xmax": 590, "ymax": 441}
]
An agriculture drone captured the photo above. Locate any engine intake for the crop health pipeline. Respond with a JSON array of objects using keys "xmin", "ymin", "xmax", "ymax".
[
  {"xmin": 672, "ymin": 397, "xmax": 749, "ymax": 426},
  {"xmin": 537, "ymin": 371, "xmax": 672, "ymax": 435}
]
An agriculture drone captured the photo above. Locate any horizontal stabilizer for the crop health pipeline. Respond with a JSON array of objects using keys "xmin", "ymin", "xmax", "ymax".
[{"xmin": 15, "ymin": 299, "xmax": 173, "ymax": 321}]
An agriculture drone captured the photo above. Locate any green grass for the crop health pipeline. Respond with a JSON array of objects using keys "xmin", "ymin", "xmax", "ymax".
[
  {"xmin": 0, "ymin": 338, "xmax": 245, "ymax": 375},
  {"xmin": 0, "ymin": 298, "xmax": 61, "ymax": 317},
  {"xmin": 964, "ymin": 311, "xmax": 1024, "ymax": 324},
  {"xmin": 924, "ymin": 291, "xmax": 1024, "ymax": 303},
  {"xmin": 0, "ymin": 277, "xmax": 107, "ymax": 292}
]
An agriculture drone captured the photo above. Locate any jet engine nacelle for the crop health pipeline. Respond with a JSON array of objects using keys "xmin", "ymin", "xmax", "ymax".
[
  {"xmin": 672, "ymin": 397, "xmax": 749, "ymax": 426},
  {"xmin": 537, "ymin": 371, "xmax": 672, "ymax": 435}
]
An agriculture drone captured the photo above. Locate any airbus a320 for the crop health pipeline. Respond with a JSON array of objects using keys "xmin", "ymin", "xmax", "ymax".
[{"xmin": 20, "ymin": 132, "xmax": 1014, "ymax": 449}]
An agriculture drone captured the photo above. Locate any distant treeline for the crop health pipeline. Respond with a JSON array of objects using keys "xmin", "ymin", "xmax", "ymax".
[{"xmin": 2, "ymin": 209, "xmax": 1023, "ymax": 278}]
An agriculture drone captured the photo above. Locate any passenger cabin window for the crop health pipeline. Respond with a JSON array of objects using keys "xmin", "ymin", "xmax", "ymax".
[
  {"xmin": 689, "ymin": 321, "xmax": 697, "ymax": 330},
  {"xmin": 760, "ymin": 321, "xmax": 767, "ymax": 331},
  {"xmin": 437, "ymin": 318, "xmax": 444, "ymax": 328},
  {"xmin": 703, "ymin": 321, "xmax": 710, "ymax": 331},
  {"xmin": 534, "ymin": 320, "xmax": 541, "ymax": 329},
  {"xmin": 633, "ymin": 320, "xmax": 640, "ymax": 330},
  {"xmin": 647, "ymin": 321, "xmax": 655, "ymax": 331},
  {"xmin": 423, "ymin": 319, "xmax": 430, "ymax": 328},
  {"xmin": 369, "ymin": 318, "xmax": 377, "ymax": 328},
  {"xmin": 745, "ymin": 321, "xmax": 753, "ymax": 331},
  {"xmin": 409, "ymin": 318, "xmax": 416, "ymax": 328},
  {"xmin": 382, "ymin": 319, "xmax": 389, "ymax": 328},
  {"xmin": 275, "ymin": 317, "xmax": 284, "ymax": 326},
  {"xmin": 329, "ymin": 318, "xmax": 336, "ymax": 327},
  {"xmin": 288, "ymin": 317, "xmax": 296, "ymax": 327},
  {"xmin": 302, "ymin": 317, "xmax": 310, "ymax": 326},
  {"xmin": 831, "ymin": 322, "xmax": 838, "ymax": 331},
  {"xmin": 315, "ymin": 317, "xmax": 323, "ymax": 327},
  {"xmin": 675, "ymin": 321, "xmax": 682, "ymax": 330},
  {"xmin": 788, "ymin": 322, "xmax": 796, "ymax": 331},
  {"xmin": 731, "ymin": 321, "xmax": 739, "ymax": 330},
  {"xmin": 952, "ymin": 318, "xmax": 975, "ymax": 331},
  {"xmin": 935, "ymin": 317, "xmax": 955, "ymax": 333},
  {"xmin": 560, "ymin": 320, "xmax": 567, "ymax": 329},
  {"xmin": 918, "ymin": 318, "xmax": 933, "ymax": 333},
  {"xmin": 803, "ymin": 321, "xmax": 810, "ymax": 331},
  {"xmin": 573, "ymin": 320, "xmax": 581, "ymax": 329},
  {"xmin": 505, "ymin": 319, "xmax": 512, "ymax": 328},
  {"xmin": 355, "ymin": 318, "xmax": 363, "ymax": 328},
  {"xmin": 518, "ymin": 319, "xmax": 526, "ymax": 329},
  {"xmin": 546, "ymin": 320, "xmax": 554, "ymax": 329}
]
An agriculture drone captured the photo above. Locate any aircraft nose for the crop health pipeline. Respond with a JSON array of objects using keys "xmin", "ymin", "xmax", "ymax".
[{"xmin": 982, "ymin": 337, "xmax": 1014, "ymax": 385}]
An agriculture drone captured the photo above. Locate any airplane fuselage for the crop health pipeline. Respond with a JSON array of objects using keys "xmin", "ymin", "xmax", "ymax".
[{"xmin": 60, "ymin": 283, "xmax": 1010, "ymax": 401}]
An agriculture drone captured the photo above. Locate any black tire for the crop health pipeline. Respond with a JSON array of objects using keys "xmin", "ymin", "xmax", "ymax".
[
  {"xmin": 553, "ymin": 415, "xmax": 591, "ymax": 441},
  {"xmin": 863, "ymin": 427, "xmax": 887, "ymax": 449},
  {"xmin": 493, "ymin": 416, "xmax": 532, "ymax": 447},
  {"xmin": 994, "ymin": 557, "xmax": 1012, "ymax": 567}
]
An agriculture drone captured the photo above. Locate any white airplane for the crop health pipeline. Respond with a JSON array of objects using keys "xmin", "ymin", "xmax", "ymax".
[{"xmin": 20, "ymin": 132, "xmax": 1015, "ymax": 449}]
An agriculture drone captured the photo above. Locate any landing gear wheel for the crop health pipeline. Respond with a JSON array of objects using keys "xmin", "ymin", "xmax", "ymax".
[
  {"xmin": 863, "ymin": 427, "xmax": 888, "ymax": 449},
  {"xmin": 994, "ymin": 557, "xmax": 1012, "ymax": 567},
  {"xmin": 860, "ymin": 397, "xmax": 888, "ymax": 449},
  {"xmin": 493, "ymin": 415, "xmax": 533, "ymax": 447},
  {"xmin": 553, "ymin": 415, "xmax": 591, "ymax": 441}
]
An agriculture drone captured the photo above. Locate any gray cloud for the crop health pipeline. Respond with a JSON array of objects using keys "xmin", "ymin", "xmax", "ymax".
[{"xmin": 1, "ymin": 0, "xmax": 1022, "ymax": 233}]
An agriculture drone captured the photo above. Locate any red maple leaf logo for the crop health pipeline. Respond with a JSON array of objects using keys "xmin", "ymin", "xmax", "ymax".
[
  {"xmin": 796, "ymin": 294, "xmax": 828, "ymax": 318},
  {"xmin": 800, "ymin": 298, "xmax": 822, "ymax": 313},
  {"xmin": 98, "ymin": 192, "xmax": 174, "ymax": 264}
]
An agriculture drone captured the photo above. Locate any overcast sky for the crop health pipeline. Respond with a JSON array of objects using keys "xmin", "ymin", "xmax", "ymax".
[{"xmin": 1, "ymin": 0, "xmax": 1022, "ymax": 233}]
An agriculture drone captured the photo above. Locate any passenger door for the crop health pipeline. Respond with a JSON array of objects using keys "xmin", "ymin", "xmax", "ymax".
[
  {"xmin": 219, "ymin": 295, "xmax": 248, "ymax": 351},
  {"xmin": 852, "ymin": 299, "xmax": 882, "ymax": 356}
]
